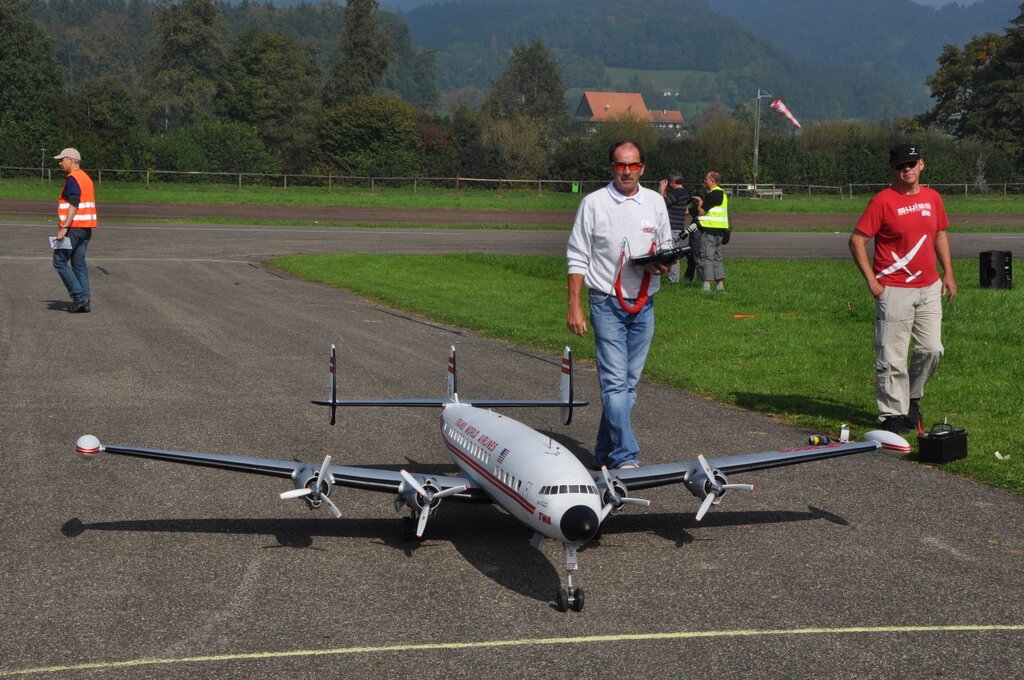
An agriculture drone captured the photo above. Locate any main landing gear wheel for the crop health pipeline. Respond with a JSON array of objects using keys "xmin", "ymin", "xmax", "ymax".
[
  {"xmin": 556, "ymin": 588, "xmax": 568, "ymax": 612},
  {"xmin": 571, "ymin": 588, "xmax": 585, "ymax": 612},
  {"xmin": 555, "ymin": 587, "xmax": 585, "ymax": 613}
]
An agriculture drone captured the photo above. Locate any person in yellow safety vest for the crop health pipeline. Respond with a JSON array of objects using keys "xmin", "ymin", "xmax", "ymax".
[
  {"xmin": 53, "ymin": 148, "xmax": 97, "ymax": 313},
  {"xmin": 693, "ymin": 171, "xmax": 730, "ymax": 292}
]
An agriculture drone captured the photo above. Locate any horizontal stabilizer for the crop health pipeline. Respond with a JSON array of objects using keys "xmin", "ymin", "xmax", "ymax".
[
  {"xmin": 313, "ymin": 398, "xmax": 450, "ymax": 408},
  {"xmin": 312, "ymin": 397, "xmax": 586, "ymax": 409}
]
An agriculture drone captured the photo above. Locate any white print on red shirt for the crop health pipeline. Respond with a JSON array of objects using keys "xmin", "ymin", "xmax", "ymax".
[
  {"xmin": 896, "ymin": 203, "xmax": 933, "ymax": 218},
  {"xmin": 876, "ymin": 234, "xmax": 927, "ymax": 283}
]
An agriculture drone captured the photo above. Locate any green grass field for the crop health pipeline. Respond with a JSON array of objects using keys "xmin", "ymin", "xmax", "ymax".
[
  {"xmin": 6, "ymin": 176, "xmax": 1024, "ymax": 217},
  {"xmin": 271, "ymin": 253, "xmax": 1024, "ymax": 495}
]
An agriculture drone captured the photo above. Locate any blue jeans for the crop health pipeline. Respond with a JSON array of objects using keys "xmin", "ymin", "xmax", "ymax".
[
  {"xmin": 589, "ymin": 291, "xmax": 655, "ymax": 468},
  {"xmin": 53, "ymin": 228, "xmax": 92, "ymax": 302}
]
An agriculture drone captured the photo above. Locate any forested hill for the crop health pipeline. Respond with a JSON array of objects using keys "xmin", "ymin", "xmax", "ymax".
[
  {"xmin": 29, "ymin": 0, "xmax": 1021, "ymax": 121},
  {"xmin": 714, "ymin": 0, "xmax": 1021, "ymax": 103},
  {"xmin": 400, "ymin": 0, "xmax": 1022, "ymax": 120},
  {"xmin": 400, "ymin": 0, "xmax": 922, "ymax": 120}
]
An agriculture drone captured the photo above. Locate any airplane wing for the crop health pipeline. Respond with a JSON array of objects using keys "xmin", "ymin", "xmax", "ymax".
[
  {"xmin": 590, "ymin": 439, "xmax": 883, "ymax": 522},
  {"xmin": 593, "ymin": 440, "xmax": 880, "ymax": 492},
  {"xmin": 80, "ymin": 437, "xmax": 487, "ymax": 502}
]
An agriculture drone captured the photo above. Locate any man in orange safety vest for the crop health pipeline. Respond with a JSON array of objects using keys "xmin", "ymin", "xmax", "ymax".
[{"xmin": 53, "ymin": 147, "xmax": 97, "ymax": 313}]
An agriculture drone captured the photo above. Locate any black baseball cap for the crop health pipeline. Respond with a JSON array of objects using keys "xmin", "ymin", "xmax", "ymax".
[{"xmin": 889, "ymin": 144, "xmax": 921, "ymax": 167}]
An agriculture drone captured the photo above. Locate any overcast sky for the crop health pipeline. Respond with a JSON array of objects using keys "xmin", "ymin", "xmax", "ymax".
[{"xmin": 912, "ymin": 0, "xmax": 980, "ymax": 6}]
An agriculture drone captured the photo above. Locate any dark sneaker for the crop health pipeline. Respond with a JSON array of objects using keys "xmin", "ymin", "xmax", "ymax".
[
  {"xmin": 907, "ymin": 399, "xmax": 923, "ymax": 432},
  {"xmin": 880, "ymin": 415, "xmax": 910, "ymax": 435},
  {"xmin": 69, "ymin": 298, "xmax": 91, "ymax": 313}
]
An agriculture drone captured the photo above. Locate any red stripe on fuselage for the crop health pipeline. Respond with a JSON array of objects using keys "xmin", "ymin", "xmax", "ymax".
[{"xmin": 443, "ymin": 437, "xmax": 535, "ymax": 514}]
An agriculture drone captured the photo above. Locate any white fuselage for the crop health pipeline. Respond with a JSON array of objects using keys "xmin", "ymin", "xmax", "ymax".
[{"xmin": 440, "ymin": 403, "xmax": 602, "ymax": 543}]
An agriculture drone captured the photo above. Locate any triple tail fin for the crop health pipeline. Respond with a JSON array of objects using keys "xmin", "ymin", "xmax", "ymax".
[{"xmin": 311, "ymin": 344, "xmax": 585, "ymax": 424}]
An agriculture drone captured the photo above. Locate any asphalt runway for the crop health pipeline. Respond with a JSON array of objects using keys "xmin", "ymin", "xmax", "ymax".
[
  {"xmin": 3, "ymin": 217, "xmax": 1024, "ymax": 261},
  {"xmin": 1, "ymin": 217, "xmax": 1022, "ymax": 679}
]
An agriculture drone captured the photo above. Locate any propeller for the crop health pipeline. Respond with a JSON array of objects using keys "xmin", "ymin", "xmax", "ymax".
[
  {"xmin": 279, "ymin": 454, "xmax": 342, "ymax": 519},
  {"xmin": 399, "ymin": 469, "xmax": 467, "ymax": 538},
  {"xmin": 600, "ymin": 466, "xmax": 651, "ymax": 513},
  {"xmin": 694, "ymin": 454, "xmax": 754, "ymax": 522}
]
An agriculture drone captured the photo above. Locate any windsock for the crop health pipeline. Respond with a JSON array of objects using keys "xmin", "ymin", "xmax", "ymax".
[{"xmin": 770, "ymin": 99, "xmax": 801, "ymax": 128}]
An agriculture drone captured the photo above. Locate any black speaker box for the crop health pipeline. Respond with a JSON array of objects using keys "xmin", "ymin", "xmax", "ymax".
[{"xmin": 979, "ymin": 250, "xmax": 1012, "ymax": 289}]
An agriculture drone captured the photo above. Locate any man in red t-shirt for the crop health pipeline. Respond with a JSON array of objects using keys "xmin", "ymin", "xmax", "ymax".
[{"xmin": 849, "ymin": 144, "xmax": 957, "ymax": 434}]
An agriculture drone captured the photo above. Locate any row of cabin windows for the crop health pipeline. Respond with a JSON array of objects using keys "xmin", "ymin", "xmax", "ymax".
[
  {"xmin": 446, "ymin": 424, "xmax": 522, "ymax": 491},
  {"xmin": 497, "ymin": 467, "xmax": 523, "ymax": 492},
  {"xmin": 449, "ymin": 428, "xmax": 487, "ymax": 462},
  {"xmin": 540, "ymin": 484, "xmax": 600, "ymax": 495}
]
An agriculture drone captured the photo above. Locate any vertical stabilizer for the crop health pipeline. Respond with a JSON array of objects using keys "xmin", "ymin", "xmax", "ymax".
[
  {"xmin": 560, "ymin": 346, "xmax": 575, "ymax": 425},
  {"xmin": 328, "ymin": 345, "xmax": 338, "ymax": 426},
  {"xmin": 446, "ymin": 345, "xmax": 457, "ymax": 401}
]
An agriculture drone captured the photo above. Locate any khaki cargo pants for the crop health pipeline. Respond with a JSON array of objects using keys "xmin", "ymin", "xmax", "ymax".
[{"xmin": 874, "ymin": 280, "xmax": 944, "ymax": 420}]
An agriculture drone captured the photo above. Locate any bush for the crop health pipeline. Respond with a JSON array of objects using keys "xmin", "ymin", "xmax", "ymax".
[
  {"xmin": 316, "ymin": 94, "xmax": 421, "ymax": 176},
  {"xmin": 145, "ymin": 120, "xmax": 280, "ymax": 175}
]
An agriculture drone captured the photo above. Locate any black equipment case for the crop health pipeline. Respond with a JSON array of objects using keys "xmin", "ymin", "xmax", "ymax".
[{"xmin": 918, "ymin": 424, "xmax": 968, "ymax": 464}]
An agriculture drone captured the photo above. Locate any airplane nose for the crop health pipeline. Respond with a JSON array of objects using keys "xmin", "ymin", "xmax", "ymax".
[{"xmin": 560, "ymin": 504, "xmax": 600, "ymax": 543}]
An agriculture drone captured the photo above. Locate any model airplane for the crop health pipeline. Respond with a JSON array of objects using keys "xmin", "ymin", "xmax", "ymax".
[{"xmin": 75, "ymin": 346, "xmax": 906, "ymax": 612}]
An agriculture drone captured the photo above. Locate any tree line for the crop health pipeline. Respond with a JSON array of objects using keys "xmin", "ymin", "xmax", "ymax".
[{"xmin": 3, "ymin": 0, "xmax": 1024, "ymax": 188}]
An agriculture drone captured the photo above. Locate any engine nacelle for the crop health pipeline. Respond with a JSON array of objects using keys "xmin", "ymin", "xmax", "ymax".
[
  {"xmin": 396, "ymin": 477, "xmax": 445, "ymax": 513},
  {"xmin": 602, "ymin": 477, "xmax": 631, "ymax": 509},
  {"xmin": 683, "ymin": 466, "xmax": 730, "ymax": 503},
  {"xmin": 291, "ymin": 465, "xmax": 334, "ymax": 509}
]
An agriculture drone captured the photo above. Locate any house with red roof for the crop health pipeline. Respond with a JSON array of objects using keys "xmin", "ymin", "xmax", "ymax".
[{"xmin": 574, "ymin": 91, "xmax": 685, "ymax": 134}]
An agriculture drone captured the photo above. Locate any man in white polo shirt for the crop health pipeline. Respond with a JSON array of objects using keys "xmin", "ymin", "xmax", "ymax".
[{"xmin": 566, "ymin": 140, "xmax": 673, "ymax": 470}]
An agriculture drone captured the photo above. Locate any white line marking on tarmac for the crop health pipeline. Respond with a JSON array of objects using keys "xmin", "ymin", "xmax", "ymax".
[{"xmin": 2, "ymin": 624, "xmax": 1022, "ymax": 677}]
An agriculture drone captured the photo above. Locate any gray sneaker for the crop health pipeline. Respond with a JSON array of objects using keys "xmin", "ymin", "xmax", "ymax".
[{"xmin": 616, "ymin": 461, "xmax": 640, "ymax": 469}]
